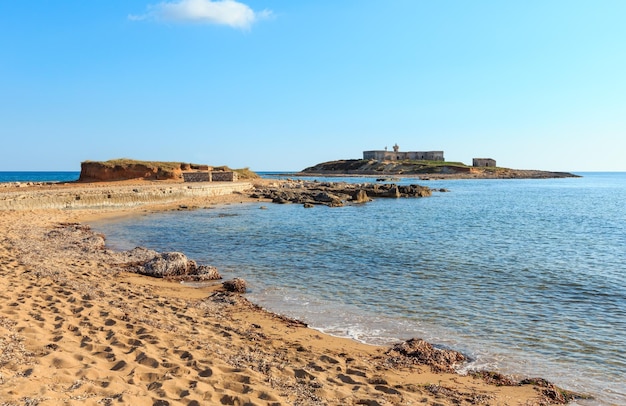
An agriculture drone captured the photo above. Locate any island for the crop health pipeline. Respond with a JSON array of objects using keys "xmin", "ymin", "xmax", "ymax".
[{"xmin": 300, "ymin": 145, "xmax": 580, "ymax": 179}]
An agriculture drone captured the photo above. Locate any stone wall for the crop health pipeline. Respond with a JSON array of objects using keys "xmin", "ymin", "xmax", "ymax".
[
  {"xmin": 182, "ymin": 172, "xmax": 211, "ymax": 182},
  {"xmin": 0, "ymin": 183, "xmax": 252, "ymax": 211},
  {"xmin": 211, "ymin": 171, "xmax": 238, "ymax": 182},
  {"xmin": 182, "ymin": 171, "xmax": 238, "ymax": 182}
]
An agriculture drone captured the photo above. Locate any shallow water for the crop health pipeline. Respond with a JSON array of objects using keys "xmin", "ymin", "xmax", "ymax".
[{"xmin": 94, "ymin": 173, "xmax": 626, "ymax": 405}]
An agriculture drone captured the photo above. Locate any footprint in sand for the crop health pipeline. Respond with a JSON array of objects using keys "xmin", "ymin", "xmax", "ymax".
[
  {"xmin": 337, "ymin": 373, "xmax": 364, "ymax": 385},
  {"xmin": 137, "ymin": 334, "xmax": 160, "ymax": 345},
  {"xmin": 374, "ymin": 385, "xmax": 402, "ymax": 395},
  {"xmin": 28, "ymin": 312, "xmax": 45, "ymax": 322},
  {"xmin": 135, "ymin": 352, "xmax": 160, "ymax": 368},
  {"xmin": 307, "ymin": 362, "xmax": 325, "ymax": 372},
  {"xmin": 127, "ymin": 338, "xmax": 143, "ymax": 347},
  {"xmin": 346, "ymin": 368, "xmax": 368, "ymax": 378},
  {"xmin": 319, "ymin": 354, "xmax": 341, "ymax": 366},
  {"xmin": 175, "ymin": 350, "xmax": 193, "ymax": 361},
  {"xmin": 66, "ymin": 324, "xmax": 82, "ymax": 336},
  {"xmin": 80, "ymin": 336, "xmax": 93, "ymax": 351},
  {"xmin": 94, "ymin": 346, "xmax": 116, "ymax": 362},
  {"xmin": 110, "ymin": 360, "xmax": 127, "ymax": 371},
  {"xmin": 196, "ymin": 367, "xmax": 215, "ymax": 379},
  {"xmin": 147, "ymin": 381, "xmax": 163, "ymax": 392},
  {"xmin": 53, "ymin": 316, "xmax": 64, "ymax": 330}
]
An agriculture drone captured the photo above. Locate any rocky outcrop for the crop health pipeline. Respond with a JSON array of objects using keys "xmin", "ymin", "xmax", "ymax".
[
  {"xmin": 250, "ymin": 180, "xmax": 432, "ymax": 207},
  {"xmin": 78, "ymin": 160, "xmax": 259, "ymax": 183},
  {"xmin": 121, "ymin": 247, "xmax": 221, "ymax": 281},
  {"xmin": 79, "ymin": 160, "xmax": 187, "ymax": 182},
  {"xmin": 386, "ymin": 338, "xmax": 466, "ymax": 373}
]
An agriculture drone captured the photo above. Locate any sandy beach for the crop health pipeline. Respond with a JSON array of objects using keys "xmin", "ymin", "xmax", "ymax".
[{"xmin": 0, "ymin": 181, "xmax": 574, "ymax": 405}]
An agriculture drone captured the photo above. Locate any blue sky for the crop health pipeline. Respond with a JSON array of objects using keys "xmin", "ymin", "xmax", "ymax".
[{"xmin": 1, "ymin": 1, "xmax": 625, "ymax": 172}]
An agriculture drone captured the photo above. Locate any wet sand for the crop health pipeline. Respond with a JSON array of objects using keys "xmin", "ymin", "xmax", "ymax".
[{"xmin": 0, "ymin": 181, "xmax": 571, "ymax": 405}]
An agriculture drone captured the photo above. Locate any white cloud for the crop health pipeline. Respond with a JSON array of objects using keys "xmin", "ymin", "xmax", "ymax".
[{"xmin": 130, "ymin": 0, "xmax": 271, "ymax": 29}]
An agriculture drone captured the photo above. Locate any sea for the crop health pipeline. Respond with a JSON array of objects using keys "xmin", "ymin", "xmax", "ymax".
[
  {"xmin": 3, "ymin": 171, "xmax": 624, "ymax": 404},
  {"xmin": 0, "ymin": 171, "xmax": 80, "ymax": 183}
]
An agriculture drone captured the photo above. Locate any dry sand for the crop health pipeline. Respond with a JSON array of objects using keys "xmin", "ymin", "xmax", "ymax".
[{"xmin": 0, "ymin": 181, "xmax": 568, "ymax": 405}]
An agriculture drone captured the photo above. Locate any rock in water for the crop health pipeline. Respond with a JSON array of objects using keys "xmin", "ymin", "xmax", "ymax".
[
  {"xmin": 223, "ymin": 278, "xmax": 247, "ymax": 293},
  {"xmin": 351, "ymin": 189, "xmax": 370, "ymax": 203}
]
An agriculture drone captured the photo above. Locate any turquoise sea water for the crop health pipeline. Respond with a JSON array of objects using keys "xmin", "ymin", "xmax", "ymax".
[
  {"xmin": 0, "ymin": 171, "xmax": 79, "ymax": 183},
  {"xmin": 90, "ymin": 173, "xmax": 625, "ymax": 405}
]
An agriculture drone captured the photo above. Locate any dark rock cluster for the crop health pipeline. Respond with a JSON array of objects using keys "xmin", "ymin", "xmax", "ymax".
[{"xmin": 250, "ymin": 181, "xmax": 432, "ymax": 207}]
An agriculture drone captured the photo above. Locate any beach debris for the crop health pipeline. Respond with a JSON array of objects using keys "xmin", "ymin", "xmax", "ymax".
[
  {"xmin": 223, "ymin": 278, "xmax": 247, "ymax": 293},
  {"xmin": 386, "ymin": 338, "xmax": 466, "ymax": 373}
]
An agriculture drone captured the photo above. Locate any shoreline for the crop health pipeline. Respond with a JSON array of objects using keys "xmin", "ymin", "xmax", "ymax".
[{"xmin": 0, "ymin": 181, "xmax": 581, "ymax": 405}]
